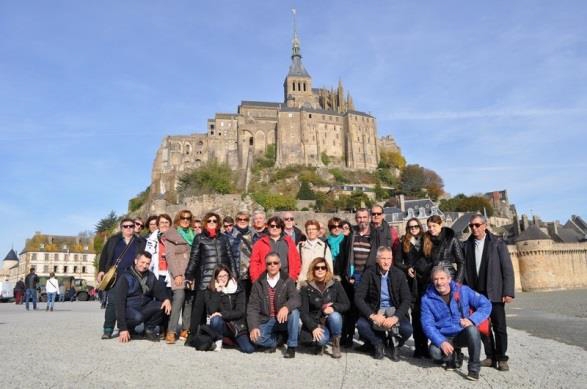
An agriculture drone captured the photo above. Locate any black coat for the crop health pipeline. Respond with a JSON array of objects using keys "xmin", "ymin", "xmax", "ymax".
[
  {"xmin": 338, "ymin": 227, "xmax": 377, "ymax": 281},
  {"xmin": 463, "ymin": 232, "xmax": 515, "ymax": 302},
  {"xmin": 300, "ymin": 280, "xmax": 350, "ymax": 332},
  {"xmin": 185, "ymin": 231, "xmax": 236, "ymax": 291},
  {"xmin": 204, "ymin": 281, "xmax": 248, "ymax": 336},
  {"xmin": 247, "ymin": 271, "xmax": 301, "ymax": 330},
  {"xmin": 354, "ymin": 266, "xmax": 411, "ymax": 321},
  {"xmin": 98, "ymin": 233, "xmax": 146, "ymax": 272},
  {"xmin": 415, "ymin": 227, "xmax": 465, "ymax": 284},
  {"xmin": 113, "ymin": 268, "xmax": 169, "ymax": 331},
  {"xmin": 394, "ymin": 236, "xmax": 423, "ymax": 300}
]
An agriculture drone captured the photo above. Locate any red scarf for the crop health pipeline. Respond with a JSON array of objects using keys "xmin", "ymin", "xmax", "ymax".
[{"xmin": 206, "ymin": 227, "xmax": 217, "ymax": 238}]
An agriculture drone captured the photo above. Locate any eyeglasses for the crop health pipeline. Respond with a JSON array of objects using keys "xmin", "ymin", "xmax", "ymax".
[
  {"xmin": 180, "ymin": 216, "xmax": 192, "ymax": 221},
  {"xmin": 217, "ymin": 273, "xmax": 229, "ymax": 279},
  {"xmin": 284, "ymin": 217, "xmax": 294, "ymax": 221},
  {"xmin": 269, "ymin": 224, "xmax": 281, "ymax": 229},
  {"xmin": 342, "ymin": 225, "xmax": 350, "ymax": 230},
  {"xmin": 330, "ymin": 224, "xmax": 340, "ymax": 229},
  {"xmin": 237, "ymin": 217, "xmax": 249, "ymax": 222},
  {"xmin": 469, "ymin": 223, "xmax": 484, "ymax": 228},
  {"xmin": 408, "ymin": 225, "xmax": 420, "ymax": 229},
  {"xmin": 223, "ymin": 224, "xmax": 233, "ymax": 228},
  {"xmin": 122, "ymin": 224, "xmax": 134, "ymax": 229},
  {"xmin": 266, "ymin": 261, "xmax": 280, "ymax": 266},
  {"xmin": 134, "ymin": 222, "xmax": 143, "ymax": 228},
  {"xmin": 371, "ymin": 212, "xmax": 383, "ymax": 216},
  {"xmin": 314, "ymin": 265, "xmax": 327, "ymax": 271},
  {"xmin": 207, "ymin": 219, "xmax": 217, "ymax": 224}
]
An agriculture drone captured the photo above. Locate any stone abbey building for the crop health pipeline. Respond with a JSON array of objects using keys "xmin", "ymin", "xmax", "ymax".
[{"xmin": 151, "ymin": 21, "xmax": 399, "ymax": 197}]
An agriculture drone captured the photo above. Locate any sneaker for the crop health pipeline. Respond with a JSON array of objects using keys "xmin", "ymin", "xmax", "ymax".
[
  {"xmin": 373, "ymin": 343, "xmax": 385, "ymax": 360},
  {"xmin": 481, "ymin": 358, "xmax": 495, "ymax": 368},
  {"xmin": 497, "ymin": 360, "xmax": 510, "ymax": 371},
  {"xmin": 284, "ymin": 347, "xmax": 296, "ymax": 359},
  {"xmin": 144, "ymin": 330, "xmax": 160, "ymax": 342},
  {"xmin": 213, "ymin": 339, "xmax": 222, "ymax": 352},
  {"xmin": 101, "ymin": 332, "xmax": 112, "ymax": 340},
  {"xmin": 467, "ymin": 371, "xmax": 480, "ymax": 381}
]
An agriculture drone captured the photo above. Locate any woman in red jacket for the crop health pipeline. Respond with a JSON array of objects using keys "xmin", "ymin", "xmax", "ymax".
[{"xmin": 249, "ymin": 216, "xmax": 300, "ymax": 282}]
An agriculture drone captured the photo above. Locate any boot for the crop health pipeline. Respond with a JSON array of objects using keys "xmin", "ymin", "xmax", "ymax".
[
  {"xmin": 332, "ymin": 336, "xmax": 342, "ymax": 359},
  {"xmin": 165, "ymin": 331, "xmax": 176, "ymax": 344}
]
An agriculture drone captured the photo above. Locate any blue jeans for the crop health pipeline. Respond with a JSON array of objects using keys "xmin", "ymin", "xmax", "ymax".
[
  {"xmin": 25, "ymin": 288, "xmax": 37, "ymax": 310},
  {"xmin": 254, "ymin": 309, "xmax": 300, "ymax": 348},
  {"xmin": 209, "ymin": 316, "xmax": 255, "ymax": 354},
  {"xmin": 47, "ymin": 292, "xmax": 57, "ymax": 310},
  {"xmin": 356, "ymin": 316, "xmax": 412, "ymax": 347},
  {"xmin": 429, "ymin": 325, "xmax": 481, "ymax": 373},
  {"xmin": 315, "ymin": 312, "xmax": 343, "ymax": 346}
]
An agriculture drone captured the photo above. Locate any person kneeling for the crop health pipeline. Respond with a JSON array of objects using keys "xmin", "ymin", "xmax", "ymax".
[
  {"xmin": 114, "ymin": 251, "xmax": 172, "ymax": 343},
  {"xmin": 205, "ymin": 264, "xmax": 255, "ymax": 353},
  {"xmin": 300, "ymin": 257, "xmax": 350, "ymax": 358},
  {"xmin": 355, "ymin": 246, "xmax": 413, "ymax": 361},
  {"xmin": 247, "ymin": 252, "xmax": 301, "ymax": 358},
  {"xmin": 421, "ymin": 266, "xmax": 492, "ymax": 381}
]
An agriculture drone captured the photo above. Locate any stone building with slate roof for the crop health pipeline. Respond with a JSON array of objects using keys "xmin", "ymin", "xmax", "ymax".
[{"xmin": 150, "ymin": 14, "xmax": 399, "ymax": 198}]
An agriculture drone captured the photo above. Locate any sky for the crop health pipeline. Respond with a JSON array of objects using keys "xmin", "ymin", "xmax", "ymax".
[{"xmin": 1, "ymin": 1, "xmax": 586, "ymax": 257}]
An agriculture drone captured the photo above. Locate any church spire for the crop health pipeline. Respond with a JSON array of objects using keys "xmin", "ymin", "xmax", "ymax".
[{"xmin": 287, "ymin": 8, "xmax": 309, "ymax": 77}]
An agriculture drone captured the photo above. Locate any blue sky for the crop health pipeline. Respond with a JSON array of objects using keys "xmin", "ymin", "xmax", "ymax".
[{"xmin": 1, "ymin": 1, "xmax": 586, "ymax": 257}]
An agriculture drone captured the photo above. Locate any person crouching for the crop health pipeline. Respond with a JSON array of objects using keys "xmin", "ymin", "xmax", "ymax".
[{"xmin": 114, "ymin": 251, "xmax": 172, "ymax": 343}]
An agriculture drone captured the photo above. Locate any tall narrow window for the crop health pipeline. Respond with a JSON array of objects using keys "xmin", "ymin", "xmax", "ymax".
[
  {"xmin": 303, "ymin": 83, "xmax": 306, "ymax": 91},
  {"xmin": 292, "ymin": 82, "xmax": 296, "ymax": 91}
]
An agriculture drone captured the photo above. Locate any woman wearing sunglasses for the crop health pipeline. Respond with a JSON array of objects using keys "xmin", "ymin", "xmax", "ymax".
[
  {"xmin": 185, "ymin": 212, "xmax": 236, "ymax": 339},
  {"xmin": 249, "ymin": 216, "xmax": 301, "ymax": 283},
  {"xmin": 300, "ymin": 257, "xmax": 350, "ymax": 358},
  {"xmin": 396, "ymin": 217, "xmax": 428, "ymax": 358}
]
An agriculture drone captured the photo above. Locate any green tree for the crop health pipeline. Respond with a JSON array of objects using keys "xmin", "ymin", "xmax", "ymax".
[
  {"xmin": 321, "ymin": 152, "xmax": 331, "ymax": 166},
  {"xmin": 400, "ymin": 164, "xmax": 444, "ymax": 200},
  {"xmin": 297, "ymin": 180, "xmax": 316, "ymax": 200},
  {"xmin": 251, "ymin": 191, "xmax": 297, "ymax": 211},
  {"xmin": 178, "ymin": 160, "xmax": 236, "ymax": 197},
  {"xmin": 95, "ymin": 211, "xmax": 119, "ymax": 234},
  {"xmin": 374, "ymin": 181, "xmax": 389, "ymax": 200},
  {"xmin": 439, "ymin": 194, "xmax": 494, "ymax": 216},
  {"xmin": 128, "ymin": 186, "xmax": 150, "ymax": 212}
]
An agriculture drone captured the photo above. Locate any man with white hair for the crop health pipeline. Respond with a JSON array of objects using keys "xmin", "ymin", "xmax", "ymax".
[{"xmin": 421, "ymin": 265, "xmax": 492, "ymax": 381}]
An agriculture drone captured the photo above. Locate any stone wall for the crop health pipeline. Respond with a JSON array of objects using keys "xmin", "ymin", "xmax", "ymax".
[{"xmin": 515, "ymin": 240, "xmax": 587, "ymax": 291}]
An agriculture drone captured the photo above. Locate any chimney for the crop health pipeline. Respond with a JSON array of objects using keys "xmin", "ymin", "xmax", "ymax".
[{"xmin": 521, "ymin": 214, "xmax": 529, "ymax": 231}]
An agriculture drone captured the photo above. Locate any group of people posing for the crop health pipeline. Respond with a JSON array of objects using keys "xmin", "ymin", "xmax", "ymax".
[{"xmin": 97, "ymin": 207, "xmax": 515, "ymax": 381}]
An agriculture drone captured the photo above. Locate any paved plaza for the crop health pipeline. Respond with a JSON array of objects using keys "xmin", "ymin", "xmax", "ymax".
[{"xmin": 0, "ymin": 291, "xmax": 586, "ymax": 388}]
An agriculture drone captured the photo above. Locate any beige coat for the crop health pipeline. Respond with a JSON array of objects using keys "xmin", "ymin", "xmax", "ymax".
[
  {"xmin": 163, "ymin": 229, "xmax": 191, "ymax": 290},
  {"xmin": 297, "ymin": 239, "xmax": 333, "ymax": 286}
]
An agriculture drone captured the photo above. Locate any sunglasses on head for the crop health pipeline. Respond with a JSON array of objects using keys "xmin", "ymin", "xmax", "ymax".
[
  {"xmin": 469, "ymin": 223, "xmax": 483, "ymax": 228},
  {"xmin": 122, "ymin": 224, "xmax": 134, "ymax": 229},
  {"xmin": 314, "ymin": 265, "xmax": 327, "ymax": 271}
]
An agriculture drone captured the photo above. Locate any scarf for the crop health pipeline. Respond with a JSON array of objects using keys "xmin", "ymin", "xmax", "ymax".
[
  {"xmin": 216, "ymin": 278, "xmax": 238, "ymax": 294},
  {"xmin": 130, "ymin": 267, "xmax": 150, "ymax": 295},
  {"xmin": 326, "ymin": 233, "xmax": 344, "ymax": 260},
  {"xmin": 235, "ymin": 225, "xmax": 250, "ymax": 235},
  {"xmin": 177, "ymin": 227, "xmax": 195, "ymax": 246},
  {"xmin": 206, "ymin": 228, "xmax": 217, "ymax": 238}
]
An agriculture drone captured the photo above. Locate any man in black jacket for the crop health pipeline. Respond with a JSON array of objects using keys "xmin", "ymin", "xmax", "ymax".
[
  {"xmin": 355, "ymin": 246, "xmax": 413, "ymax": 361},
  {"xmin": 97, "ymin": 217, "xmax": 146, "ymax": 339},
  {"xmin": 114, "ymin": 251, "xmax": 171, "ymax": 343},
  {"xmin": 463, "ymin": 214, "xmax": 515, "ymax": 371},
  {"xmin": 247, "ymin": 252, "xmax": 301, "ymax": 358},
  {"xmin": 24, "ymin": 268, "xmax": 40, "ymax": 310}
]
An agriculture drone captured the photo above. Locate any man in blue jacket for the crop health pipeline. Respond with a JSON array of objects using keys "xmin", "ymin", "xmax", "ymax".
[{"xmin": 421, "ymin": 265, "xmax": 492, "ymax": 381}]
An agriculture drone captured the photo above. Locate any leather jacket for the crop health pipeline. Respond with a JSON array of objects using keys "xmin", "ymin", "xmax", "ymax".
[{"xmin": 185, "ymin": 231, "xmax": 236, "ymax": 291}]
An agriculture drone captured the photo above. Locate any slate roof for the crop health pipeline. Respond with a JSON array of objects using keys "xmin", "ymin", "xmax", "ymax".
[
  {"xmin": 240, "ymin": 101, "xmax": 282, "ymax": 108},
  {"xmin": 2, "ymin": 249, "xmax": 18, "ymax": 262},
  {"xmin": 516, "ymin": 225, "xmax": 551, "ymax": 242}
]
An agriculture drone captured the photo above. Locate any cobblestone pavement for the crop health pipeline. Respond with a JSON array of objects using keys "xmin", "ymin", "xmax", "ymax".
[{"xmin": 0, "ymin": 298, "xmax": 585, "ymax": 388}]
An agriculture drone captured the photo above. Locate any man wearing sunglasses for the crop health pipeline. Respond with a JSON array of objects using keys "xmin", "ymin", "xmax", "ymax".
[
  {"xmin": 282, "ymin": 211, "xmax": 306, "ymax": 245},
  {"xmin": 370, "ymin": 205, "xmax": 400, "ymax": 258},
  {"xmin": 248, "ymin": 252, "xmax": 301, "ymax": 358},
  {"xmin": 462, "ymin": 214, "xmax": 515, "ymax": 372},
  {"xmin": 97, "ymin": 217, "xmax": 146, "ymax": 340}
]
